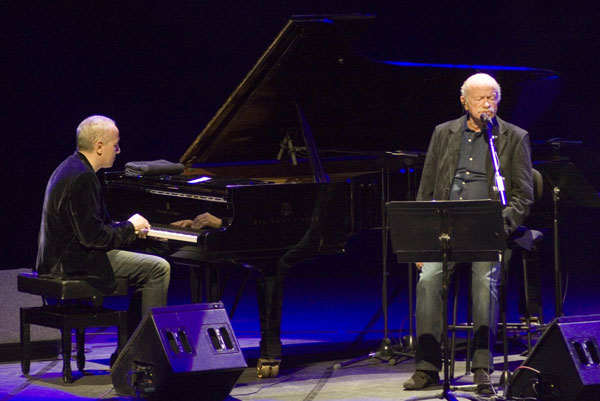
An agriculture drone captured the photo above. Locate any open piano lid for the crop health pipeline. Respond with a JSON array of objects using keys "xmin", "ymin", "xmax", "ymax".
[
  {"xmin": 180, "ymin": 14, "xmax": 560, "ymax": 167},
  {"xmin": 180, "ymin": 14, "xmax": 376, "ymax": 166}
]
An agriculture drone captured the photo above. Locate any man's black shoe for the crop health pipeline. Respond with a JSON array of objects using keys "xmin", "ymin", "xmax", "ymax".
[{"xmin": 403, "ymin": 370, "xmax": 439, "ymax": 390}]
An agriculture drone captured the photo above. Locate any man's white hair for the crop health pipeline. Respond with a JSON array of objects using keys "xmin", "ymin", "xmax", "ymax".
[
  {"xmin": 460, "ymin": 73, "xmax": 502, "ymax": 102},
  {"xmin": 76, "ymin": 115, "xmax": 116, "ymax": 151}
]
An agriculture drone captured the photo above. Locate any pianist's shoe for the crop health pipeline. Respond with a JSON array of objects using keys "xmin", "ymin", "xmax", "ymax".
[{"xmin": 257, "ymin": 358, "xmax": 281, "ymax": 378}]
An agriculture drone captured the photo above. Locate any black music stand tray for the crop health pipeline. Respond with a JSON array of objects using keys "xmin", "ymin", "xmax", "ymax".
[{"xmin": 386, "ymin": 200, "xmax": 506, "ymax": 401}]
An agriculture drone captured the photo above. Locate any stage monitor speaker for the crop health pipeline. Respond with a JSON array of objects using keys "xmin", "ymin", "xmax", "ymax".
[
  {"xmin": 111, "ymin": 302, "xmax": 247, "ymax": 401},
  {"xmin": 507, "ymin": 314, "xmax": 600, "ymax": 401}
]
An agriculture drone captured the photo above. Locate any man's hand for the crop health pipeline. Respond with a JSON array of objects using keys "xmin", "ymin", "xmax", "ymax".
[
  {"xmin": 415, "ymin": 262, "xmax": 424, "ymax": 270},
  {"xmin": 192, "ymin": 212, "xmax": 223, "ymax": 229},
  {"xmin": 128, "ymin": 213, "xmax": 151, "ymax": 237},
  {"xmin": 171, "ymin": 212, "xmax": 223, "ymax": 230},
  {"xmin": 170, "ymin": 219, "xmax": 194, "ymax": 228}
]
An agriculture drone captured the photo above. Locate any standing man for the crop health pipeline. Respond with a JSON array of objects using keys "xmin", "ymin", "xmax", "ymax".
[
  {"xmin": 36, "ymin": 115, "xmax": 171, "ymax": 338},
  {"xmin": 403, "ymin": 73, "xmax": 533, "ymax": 393}
]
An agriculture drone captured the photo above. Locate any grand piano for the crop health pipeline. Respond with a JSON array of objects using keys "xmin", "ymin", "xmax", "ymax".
[
  {"xmin": 105, "ymin": 14, "xmax": 426, "ymax": 262},
  {"xmin": 104, "ymin": 14, "xmax": 559, "ymax": 377}
]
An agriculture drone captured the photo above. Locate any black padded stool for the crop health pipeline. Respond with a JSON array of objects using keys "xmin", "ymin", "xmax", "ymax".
[{"xmin": 18, "ymin": 272, "xmax": 128, "ymax": 383}]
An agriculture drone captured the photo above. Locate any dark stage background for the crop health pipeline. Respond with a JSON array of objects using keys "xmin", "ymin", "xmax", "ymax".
[{"xmin": 3, "ymin": 2, "xmax": 600, "ymax": 334}]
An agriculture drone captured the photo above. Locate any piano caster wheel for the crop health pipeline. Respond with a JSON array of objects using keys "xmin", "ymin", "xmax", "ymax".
[{"xmin": 257, "ymin": 358, "xmax": 280, "ymax": 379}]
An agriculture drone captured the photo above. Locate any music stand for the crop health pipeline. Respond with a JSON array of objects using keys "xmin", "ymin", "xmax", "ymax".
[
  {"xmin": 333, "ymin": 153, "xmax": 418, "ymax": 371},
  {"xmin": 386, "ymin": 200, "xmax": 506, "ymax": 401},
  {"xmin": 535, "ymin": 161, "xmax": 600, "ymax": 317}
]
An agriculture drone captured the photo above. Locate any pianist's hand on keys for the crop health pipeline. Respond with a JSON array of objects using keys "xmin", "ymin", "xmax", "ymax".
[
  {"xmin": 170, "ymin": 212, "xmax": 222, "ymax": 230},
  {"xmin": 129, "ymin": 213, "xmax": 151, "ymax": 238}
]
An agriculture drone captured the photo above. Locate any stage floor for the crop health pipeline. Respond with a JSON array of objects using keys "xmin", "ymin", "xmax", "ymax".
[{"xmin": 0, "ymin": 328, "xmax": 530, "ymax": 401}]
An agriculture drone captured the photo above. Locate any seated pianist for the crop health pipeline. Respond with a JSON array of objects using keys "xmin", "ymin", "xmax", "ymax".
[{"xmin": 36, "ymin": 115, "xmax": 171, "ymax": 338}]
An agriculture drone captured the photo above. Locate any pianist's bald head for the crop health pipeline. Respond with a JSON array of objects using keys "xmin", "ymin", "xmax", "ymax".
[{"xmin": 76, "ymin": 115, "xmax": 117, "ymax": 152}]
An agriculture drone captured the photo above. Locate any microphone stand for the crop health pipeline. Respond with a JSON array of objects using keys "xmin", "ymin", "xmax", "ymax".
[
  {"xmin": 483, "ymin": 116, "xmax": 512, "ymax": 386},
  {"xmin": 483, "ymin": 116, "xmax": 507, "ymax": 207}
]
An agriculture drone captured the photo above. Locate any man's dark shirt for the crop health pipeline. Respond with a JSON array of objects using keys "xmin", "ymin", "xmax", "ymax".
[{"xmin": 449, "ymin": 126, "xmax": 488, "ymax": 201}]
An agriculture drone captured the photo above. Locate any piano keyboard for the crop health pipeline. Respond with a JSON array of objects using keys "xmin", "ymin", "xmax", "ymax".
[{"xmin": 145, "ymin": 225, "xmax": 199, "ymax": 243}]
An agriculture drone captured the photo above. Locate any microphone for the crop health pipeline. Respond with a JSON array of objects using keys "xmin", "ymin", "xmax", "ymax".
[
  {"xmin": 480, "ymin": 114, "xmax": 493, "ymax": 125},
  {"xmin": 480, "ymin": 114, "xmax": 497, "ymax": 139}
]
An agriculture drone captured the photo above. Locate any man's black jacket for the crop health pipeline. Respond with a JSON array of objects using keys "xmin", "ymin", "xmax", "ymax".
[
  {"xmin": 36, "ymin": 151, "xmax": 135, "ymax": 294},
  {"xmin": 416, "ymin": 115, "xmax": 534, "ymax": 235}
]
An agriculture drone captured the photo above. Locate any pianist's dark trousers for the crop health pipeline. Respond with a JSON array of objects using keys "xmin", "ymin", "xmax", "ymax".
[{"xmin": 108, "ymin": 249, "xmax": 171, "ymax": 338}]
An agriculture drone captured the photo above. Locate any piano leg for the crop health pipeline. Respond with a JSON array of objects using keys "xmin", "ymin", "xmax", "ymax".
[
  {"xmin": 253, "ymin": 227, "xmax": 322, "ymax": 378},
  {"xmin": 188, "ymin": 262, "xmax": 222, "ymax": 303},
  {"xmin": 256, "ymin": 261, "xmax": 284, "ymax": 378}
]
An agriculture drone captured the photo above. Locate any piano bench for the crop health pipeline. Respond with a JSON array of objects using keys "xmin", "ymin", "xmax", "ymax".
[{"xmin": 17, "ymin": 272, "xmax": 128, "ymax": 383}]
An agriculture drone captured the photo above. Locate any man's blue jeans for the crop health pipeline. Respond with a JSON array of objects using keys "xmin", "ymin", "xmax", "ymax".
[{"xmin": 414, "ymin": 258, "xmax": 502, "ymax": 372}]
